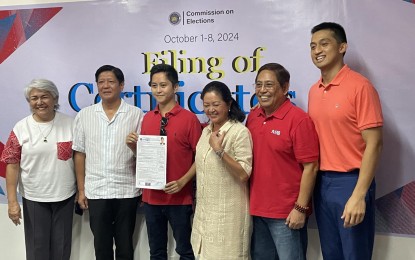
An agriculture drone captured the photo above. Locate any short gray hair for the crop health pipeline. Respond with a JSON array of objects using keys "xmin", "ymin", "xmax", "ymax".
[{"xmin": 24, "ymin": 79, "xmax": 60, "ymax": 110}]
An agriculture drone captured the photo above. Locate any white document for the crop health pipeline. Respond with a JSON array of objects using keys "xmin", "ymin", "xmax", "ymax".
[{"xmin": 136, "ymin": 135, "xmax": 167, "ymax": 190}]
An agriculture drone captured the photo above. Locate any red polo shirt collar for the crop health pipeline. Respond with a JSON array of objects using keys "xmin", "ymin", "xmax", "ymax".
[
  {"xmin": 153, "ymin": 103, "xmax": 183, "ymax": 118},
  {"xmin": 257, "ymin": 98, "xmax": 292, "ymax": 120}
]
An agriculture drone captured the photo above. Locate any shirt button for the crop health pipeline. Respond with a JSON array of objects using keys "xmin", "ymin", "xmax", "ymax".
[{"xmin": 263, "ymin": 122, "xmax": 266, "ymax": 125}]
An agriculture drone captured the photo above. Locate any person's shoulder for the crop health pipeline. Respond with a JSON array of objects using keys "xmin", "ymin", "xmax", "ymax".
[
  {"xmin": 124, "ymin": 105, "xmax": 145, "ymax": 120},
  {"xmin": 180, "ymin": 108, "xmax": 200, "ymax": 121},
  {"xmin": 143, "ymin": 109, "xmax": 156, "ymax": 117},
  {"xmin": 142, "ymin": 110, "xmax": 156, "ymax": 123},
  {"xmin": 289, "ymin": 103, "xmax": 312, "ymax": 122},
  {"xmin": 179, "ymin": 107, "xmax": 195, "ymax": 115},
  {"xmin": 13, "ymin": 115, "xmax": 31, "ymax": 128},
  {"xmin": 74, "ymin": 104, "xmax": 99, "ymax": 124},
  {"xmin": 346, "ymin": 67, "xmax": 373, "ymax": 86},
  {"xmin": 230, "ymin": 120, "xmax": 249, "ymax": 132},
  {"xmin": 248, "ymin": 106, "xmax": 261, "ymax": 117},
  {"xmin": 124, "ymin": 102, "xmax": 143, "ymax": 113},
  {"xmin": 230, "ymin": 121, "xmax": 251, "ymax": 140},
  {"xmin": 77, "ymin": 103, "xmax": 97, "ymax": 114},
  {"xmin": 201, "ymin": 123, "xmax": 211, "ymax": 133}
]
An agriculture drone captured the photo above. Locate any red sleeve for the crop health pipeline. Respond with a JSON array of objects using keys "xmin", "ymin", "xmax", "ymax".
[
  {"xmin": 0, "ymin": 131, "xmax": 22, "ymax": 164},
  {"xmin": 293, "ymin": 117, "xmax": 319, "ymax": 163}
]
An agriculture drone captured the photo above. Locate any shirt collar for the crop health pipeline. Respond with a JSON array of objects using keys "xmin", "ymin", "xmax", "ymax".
[
  {"xmin": 257, "ymin": 98, "xmax": 292, "ymax": 120},
  {"xmin": 94, "ymin": 99, "xmax": 128, "ymax": 113},
  {"xmin": 318, "ymin": 64, "xmax": 350, "ymax": 89},
  {"xmin": 154, "ymin": 103, "xmax": 182, "ymax": 118}
]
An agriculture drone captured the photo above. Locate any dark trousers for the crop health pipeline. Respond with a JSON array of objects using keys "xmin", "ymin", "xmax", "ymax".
[
  {"xmin": 88, "ymin": 197, "xmax": 139, "ymax": 260},
  {"xmin": 22, "ymin": 194, "xmax": 75, "ymax": 260},
  {"xmin": 314, "ymin": 170, "xmax": 376, "ymax": 260},
  {"xmin": 143, "ymin": 203, "xmax": 195, "ymax": 260}
]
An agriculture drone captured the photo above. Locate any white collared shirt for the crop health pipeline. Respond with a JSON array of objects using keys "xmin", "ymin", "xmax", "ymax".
[{"xmin": 72, "ymin": 100, "xmax": 144, "ymax": 199}]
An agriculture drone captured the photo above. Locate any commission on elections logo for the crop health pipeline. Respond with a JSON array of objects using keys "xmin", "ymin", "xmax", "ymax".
[{"xmin": 169, "ymin": 12, "xmax": 181, "ymax": 25}]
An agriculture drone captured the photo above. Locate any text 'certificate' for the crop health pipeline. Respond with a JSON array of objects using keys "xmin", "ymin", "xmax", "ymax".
[{"xmin": 136, "ymin": 135, "xmax": 167, "ymax": 190}]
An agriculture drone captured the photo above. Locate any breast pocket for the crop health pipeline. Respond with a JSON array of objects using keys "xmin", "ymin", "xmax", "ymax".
[{"xmin": 57, "ymin": 141, "xmax": 73, "ymax": 161}]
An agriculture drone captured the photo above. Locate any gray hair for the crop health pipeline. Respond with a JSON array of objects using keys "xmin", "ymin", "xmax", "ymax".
[{"xmin": 24, "ymin": 79, "xmax": 60, "ymax": 110}]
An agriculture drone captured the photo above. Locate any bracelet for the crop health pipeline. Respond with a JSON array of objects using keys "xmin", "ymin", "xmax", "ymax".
[
  {"xmin": 215, "ymin": 149, "xmax": 225, "ymax": 160},
  {"xmin": 294, "ymin": 202, "xmax": 309, "ymax": 214}
]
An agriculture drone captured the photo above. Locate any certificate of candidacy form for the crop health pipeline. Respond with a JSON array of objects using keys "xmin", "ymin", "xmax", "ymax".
[{"xmin": 136, "ymin": 135, "xmax": 167, "ymax": 189}]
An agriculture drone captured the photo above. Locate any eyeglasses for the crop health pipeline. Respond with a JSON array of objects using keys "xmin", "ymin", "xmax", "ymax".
[
  {"xmin": 253, "ymin": 81, "xmax": 277, "ymax": 90},
  {"xmin": 160, "ymin": 117, "xmax": 168, "ymax": 136}
]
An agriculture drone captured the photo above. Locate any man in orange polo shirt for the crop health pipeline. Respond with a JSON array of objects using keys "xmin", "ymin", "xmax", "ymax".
[{"xmin": 308, "ymin": 22, "xmax": 383, "ymax": 260}]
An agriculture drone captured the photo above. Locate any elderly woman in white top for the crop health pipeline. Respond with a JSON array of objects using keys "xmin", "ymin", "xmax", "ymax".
[{"xmin": 0, "ymin": 79, "xmax": 76, "ymax": 260}]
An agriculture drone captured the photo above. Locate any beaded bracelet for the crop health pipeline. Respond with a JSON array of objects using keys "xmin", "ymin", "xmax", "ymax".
[{"xmin": 294, "ymin": 202, "xmax": 309, "ymax": 214}]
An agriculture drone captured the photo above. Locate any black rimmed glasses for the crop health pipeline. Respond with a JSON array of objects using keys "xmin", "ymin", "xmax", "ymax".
[{"xmin": 160, "ymin": 117, "xmax": 168, "ymax": 136}]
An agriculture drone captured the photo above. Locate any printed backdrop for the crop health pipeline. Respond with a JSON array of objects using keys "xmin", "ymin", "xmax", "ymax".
[{"xmin": 1, "ymin": 0, "xmax": 415, "ymax": 236}]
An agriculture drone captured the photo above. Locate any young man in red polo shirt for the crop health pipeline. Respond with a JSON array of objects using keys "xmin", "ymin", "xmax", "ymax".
[
  {"xmin": 127, "ymin": 64, "xmax": 201, "ymax": 259},
  {"xmin": 308, "ymin": 22, "xmax": 383, "ymax": 260},
  {"xmin": 247, "ymin": 63, "xmax": 319, "ymax": 260}
]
